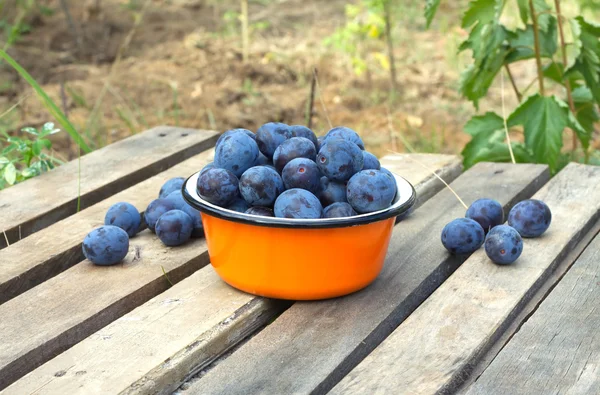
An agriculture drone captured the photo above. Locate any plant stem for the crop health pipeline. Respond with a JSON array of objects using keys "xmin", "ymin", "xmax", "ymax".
[
  {"xmin": 554, "ymin": 0, "xmax": 578, "ymax": 152},
  {"xmin": 241, "ymin": 0, "xmax": 249, "ymax": 64},
  {"xmin": 504, "ymin": 64, "xmax": 522, "ymax": 102},
  {"xmin": 383, "ymin": 0, "xmax": 398, "ymax": 98},
  {"xmin": 529, "ymin": 0, "xmax": 545, "ymax": 95}
]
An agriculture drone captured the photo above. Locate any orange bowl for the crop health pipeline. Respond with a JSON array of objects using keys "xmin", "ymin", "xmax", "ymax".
[{"xmin": 182, "ymin": 172, "xmax": 416, "ymax": 300}]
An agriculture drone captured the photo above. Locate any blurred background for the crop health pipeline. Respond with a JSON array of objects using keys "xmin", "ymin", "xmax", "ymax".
[{"xmin": 0, "ymin": 0, "xmax": 598, "ymax": 176}]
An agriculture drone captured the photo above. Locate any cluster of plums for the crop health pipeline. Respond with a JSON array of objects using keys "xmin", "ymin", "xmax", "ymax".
[{"xmin": 441, "ymin": 198, "xmax": 552, "ymax": 265}]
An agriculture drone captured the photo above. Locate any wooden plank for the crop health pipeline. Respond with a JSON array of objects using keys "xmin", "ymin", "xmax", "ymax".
[
  {"xmin": 464, "ymin": 232, "xmax": 600, "ymax": 395},
  {"xmin": 332, "ymin": 163, "xmax": 600, "ymax": 395},
  {"xmin": 0, "ymin": 229, "xmax": 210, "ymax": 391},
  {"xmin": 0, "ymin": 126, "xmax": 218, "ymax": 248},
  {"xmin": 184, "ymin": 162, "xmax": 551, "ymax": 395},
  {"xmin": 0, "ymin": 149, "xmax": 214, "ymax": 305},
  {"xmin": 2, "ymin": 154, "xmax": 462, "ymax": 395}
]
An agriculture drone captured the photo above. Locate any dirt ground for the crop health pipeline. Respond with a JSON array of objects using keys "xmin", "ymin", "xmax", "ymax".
[{"xmin": 0, "ymin": 0, "xmax": 550, "ymax": 161}]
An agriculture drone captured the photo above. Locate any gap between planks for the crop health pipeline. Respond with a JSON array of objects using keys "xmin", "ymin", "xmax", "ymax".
[
  {"xmin": 0, "ymin": 126, "xmax": 218, "ymax": 249},
  {"xmin": 181, "ymin": 162, "xmax": 550, "ymax": 395},
  {"xmin": 331, "ymin": 162, "xmax": 600, "ymax": 395},
  {"xmin": 2, "ymin": 154, "xmax": 462, "ymax": 395},
  {"xmin": 0, "ymin": 148, "xmax": 215, "ymax": 305},
  {"xmin": 455, "ymin": 217, "xmax": 600, "ymax": 394},
  {"xmin": 464, "ymin": 228, "xmax": 600, "ymax": 394}
]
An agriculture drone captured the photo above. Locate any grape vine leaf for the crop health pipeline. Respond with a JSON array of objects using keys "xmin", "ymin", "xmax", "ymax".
[
  {"xmin": 461, "ymin": 112, "xmax": 534, "ymax": 169},
  {"xmin": 517, "ymin": 0, "xmax": 528, "ymax": 25},
  {"xmin": 571, "ymin": 86, "xmax": 597, "ymax": 148},
  {"xmin": 505, "ymin": 16, "xmax": 557, "ymax": 63},
  {"xmin": 425, "ymin": 0, "xmax": 441, "ymax": 29},
  {"xmin": 508, "ymin": 94, "xmax": 587, "ymax": 172},
  {"xmin": 568, "ymin": 16, "xmax": 600, "ymax": 105},
  {"xmin": 461, "ymin": 0, "xmax": 500, "ymax": 28}
]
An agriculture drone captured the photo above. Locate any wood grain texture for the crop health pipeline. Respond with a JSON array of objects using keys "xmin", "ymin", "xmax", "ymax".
[
  {"xmin": 1, "ymin": 154, "xmax": 462, "ymax": 395},
  {"xmin": 185, "ymin": 162, "xmax": 550, "ymax": 395},
  {"xmin": 3, "ymin": 269, "xmax": 291, "ymax": 395},
  {"xmin": 0, "ymin": 150, "xmax": 213, "ymax": 305},
  {"xmin": 464, "ymin": 234, "xmax": 600, "ymax": 395},
  {"xmin": 0, "ymin": 126, "xmax": 218, "ymax": 248},
  {"xmin": 333, "ymin": 163, "xmax": 600, "ymax": 395},
  {"xmin": 0, "ymin": 229, "xmax": 211, "ymax": 391}
]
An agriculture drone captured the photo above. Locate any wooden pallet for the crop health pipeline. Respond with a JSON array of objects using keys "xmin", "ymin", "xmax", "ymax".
[{"xmin": 1, "ymin": 127, "xmax": 598, "ymax": 395}]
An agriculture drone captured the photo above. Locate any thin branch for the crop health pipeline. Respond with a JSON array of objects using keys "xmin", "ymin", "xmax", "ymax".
[
  {"xmin": 529, "ymin": 0, "xmax": 545, "ymax": 95},
  {"xmin": 504, "ymin": 64, "xmax": 522, "ymax": 102},
  {"xmin": 383, "ymin": 0, "xmax": 398, "ymax": 97},
  {"xmin": 59, "ymin": 0, "xmax": 84, "ymax": 55},
  {"xmin": 554, "ymin": 0, "xmax": 578, "ymax": 151},
  {"xmin": 305, "ymin": 69, "xmax": 317, "ymax": 128}
]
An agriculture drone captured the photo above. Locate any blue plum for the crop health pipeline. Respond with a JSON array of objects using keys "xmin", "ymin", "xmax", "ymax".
[
  {"xmin": 484, "ymin": 225, "xmax": 523, "ymax": 265},
  {"xmin": 216, "ymin": 128, "xmax": 255, "ymax": 147},
  {"xmin": 379, "ymin": 166, "xmax": 395, "ymax": 181},
  {"xmin": 239, "ymin": 166, "xmax": 284, "ymax": 207},
  {"xmin": 200, "ymin": 162, "xmax": 215, "ymax": 176},
  {"xmin": 323, "ymin": 202, "xmax": 357, "ymax": 218},
  {"xmin": 508, "ymin": 199, "xmax": 552, "ymax": 238},
  {"xmin": 319, "ymin": 176, "xmax": 347, "ymax": 207},
  {"xmin": 245, "ymin": 206, "xmax": 274, "ymax": 217},
  {"xmin": 155, "ymin": 209, "xmax": 193, "ymax": 246},
  {"xmin": 214, "ymin": 132, "xmax": 260, "ymax": 177},
  {"xmin": 316, "ymin": 139, "xmax": 363, "ymax": 182},
  {"xmin": 282, "ymin": 158, "xmax": 321, "ymax": 195},
  {"xmin": 145, "ymin": 198, "xmax": 176, "ymax": 232},
  {"xmin": 104, "ymin": 202, "xmax": 141, "ymax": 237},
  {"xmin": 159, "ymin": 177, "xmax": 185, "ymax": 199},
  {"xmin": 362, "ymin": 151, "xmax": 380, "ymax": 170},
  {"xmin": 180, "ymin": 204, "xmax": 204, "ymax": 238},
  {"xmin": 346, "ymin": 169, "xmax": 397, "ymax": 213},
  {"xmin": 165, "ymin": 190, "xmax": 189, "ymax": 211},
  {"xmin": 197, "ymin": 168, "xmax": 240, "ymax": 207},
  {"xmin": 273, "ymin": 137, "xmax": 317, "ymax": 173},
  {"xmin": 82, "ymin": 225, "xmax": 129, "ymax": 266},
  {"xmin": 290, "ymin": 125, "xmax": 318, "ymax": 150},
  {"xmin": 317, "ymin": 136, "xmax": 325, "ymax": 152},
  {"xmin": 466, "ymin": 198, "xmax": 504, "ymax": 234},
  {"xmin": 274, "ymin": 189, "xmax": 323, "ymax": 219},
  {"xmin": 256, "ymin": 152, "xmax": 271, "ymax": 166},
  {"xmin": 227, "ymin": 197, "xmax": 251, "ymax": 213},
  {"xmin": 256, "ymin": 122, "xmax": 292, "ymax": 159},
  {"xmin": 441, "ymin": 218, "xmax": 485, "ymax": 255},
  {"xmin": 322, "ymin": 126, "xmax": 365, "ymax": 150}
]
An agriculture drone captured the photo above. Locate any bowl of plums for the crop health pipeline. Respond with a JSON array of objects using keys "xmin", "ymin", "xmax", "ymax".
[{"xmin": 182, "ymin": 123, "xmax": 416, "ymax": 300}]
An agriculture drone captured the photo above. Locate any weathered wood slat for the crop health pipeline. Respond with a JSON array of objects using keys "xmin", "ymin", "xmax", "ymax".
[
  {"xmin": 0, "ymin": 149, "xmax": 213, "ymax": 305},
  {"xmin": 1, "ymin": 154, "xmax": 462, "ymax": 395},
  {"xmin": 0, "ymin": 126, "xmax": 218, "ymax": 248},
  {"xmin": 464, "ymin": 233, "xmax": 600, "ymax": 395},
  {"xmin": 332, "ymin": 163, "xmax": 600, "ymax": 395},
  {"xmin": 0, "ymin": 229, "xmax": 210, "ymax": 391},
  {"xmin": 185, "ymin": 162, "xmax": 550, "ymax": 395}
]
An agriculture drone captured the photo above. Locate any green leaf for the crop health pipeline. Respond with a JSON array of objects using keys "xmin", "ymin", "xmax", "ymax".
[
  {"xmin": 39, "ymin": 122, "xmax": 60, "ymax": 137},
  {"xmin": 517, "ymin": 0, "xmax": 528, "ymax": 24},
  {"xmin": 0, "ymin": 156, "xmax": 8, "ymax": 165},
  {"xmin": 508, "ymin": 94, "xmax": 568, "ymax": 172},
  {"xmin": 32, "ymin": 140, "xmax": 42, "ymax": 156},
  {"xmin": 460, "ymin": 111, "xmax": 533, "ymax": 169},
  {"xmin": 21, "ymin": 127, "xmax": 38, "ymax": 136},
  {"xmin": 3, "ymin": 162, "xmax": 16, "ymax": 185},
  {"xmin": 505, "ymin": 17, "xmax": 557, "ymax": 63},
  {"xmin": 21, "ymin": 167, "xmax": 39, "ymax": 179},
  {"xmin": 37, "ymin": 138, "xmax": 52, "ymax": 150},
  {"xmin": 461, "ymin": 0, "xmax": 500, "ymax": 28},
  {"xmin": 424, "ymin": 0, "xmax": 441, "ymax": 29},
  {"xmin": 572, "ymin": 85, "xmax": 594, "ymax": 102},
  {"xmin": 533, "ymin": 0, "xmax": 552, "ymax": 33},
  {"xmin": 464, "ymin": 111, "xmax": 505, "ymax": 136},
  {"xmin": 568, "ymin": 16, "xmax": 600, "ymax": 104},
  {"xmin": 570, "ymin": 86, "xmax": 596, "ymax": 148}
]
